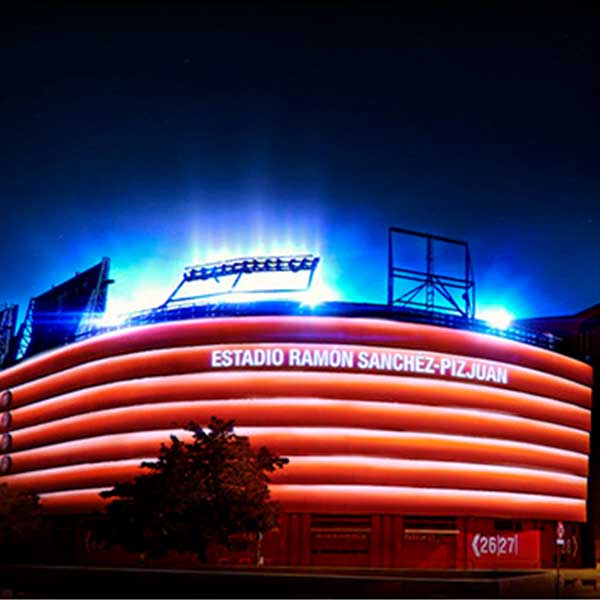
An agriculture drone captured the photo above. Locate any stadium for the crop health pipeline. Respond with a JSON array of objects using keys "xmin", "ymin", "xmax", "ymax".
[{"xmin": 0, "ymin": 228, "xmax": 596, "ymax": 570}]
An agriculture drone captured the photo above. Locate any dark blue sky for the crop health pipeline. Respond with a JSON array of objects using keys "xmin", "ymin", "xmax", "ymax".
[{"xmin": 1, "ymin": 3, "xmax": 598, "ymax": 320}]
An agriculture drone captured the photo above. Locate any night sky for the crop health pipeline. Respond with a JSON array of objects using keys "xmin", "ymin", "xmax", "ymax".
[{"xmin": 1, "ymin": 2, "xmax": 599, "ymax": 322}]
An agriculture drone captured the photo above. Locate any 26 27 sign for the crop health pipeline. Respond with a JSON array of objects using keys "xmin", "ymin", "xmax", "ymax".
[{"xmin": 471, "ymin": 533, "xmax": 519, "ymax": 558}]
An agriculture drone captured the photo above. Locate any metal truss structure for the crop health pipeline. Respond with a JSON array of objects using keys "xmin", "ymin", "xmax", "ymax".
[
  {"xmin": 161, "ymin": 254, "xmax": 320, "ymax": 307},
  {"xmin": 0, "ymin": 304, "xmax": 18, "ymax": 367},
  {"xmin": 15, "ymin": 258, "xmax": 113, "ymax": 360},
  {"xmin": 14, "ymin": 303, "xmax": 33, "ymax": 361},
  {"xmin": 76, "ymin": 257, "xmax": 113, "ymax": 336},
  {"xmin": 4, "ymin": 235, "xmax": 568, "ymax": 365},
  {"xmin": 388, "ymin": 227, "xmax": 475, "ymax": 319}
]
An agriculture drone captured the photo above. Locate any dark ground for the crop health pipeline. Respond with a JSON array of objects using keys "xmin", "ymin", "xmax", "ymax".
[{"xmin": 0, "ymin": 564, "xmax": 562, "ymax": 598}]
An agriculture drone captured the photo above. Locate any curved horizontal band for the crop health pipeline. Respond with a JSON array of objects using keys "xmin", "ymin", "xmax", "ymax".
[
  {"xmin": 0, "ymin": 317, "xmax": 591, "ymax": 391},
  {"xmin": 271, "ymin": 485, "xmax": 586, "ymax": 521},
  {"xmin": 9, "ymin": 371, "xmax": 590, "ymax": 433},
  {"xmin": 2, "ymin": 456, "xmax": 585, "ymax": 499},
  {"xmin": 274, "ymin": 456, "xmax": 586, "ymax": 498},
  {"xmin": 7, "ymin": 427, "xmax": 588, "ymax": 477},
  {"xmin": 8, "ymin": 344, "xmax": 592, "ymax": 411},
  {"xmin": 37, "ymin": 484, "xmax": 586, "ymax": 521},
  {"xmin": 9, "ymin": 399, "xmax": 589, "ymax": 455},
  {"xmin": 2, "ymin": 316, "xmax": 589, "ymax": 527}
]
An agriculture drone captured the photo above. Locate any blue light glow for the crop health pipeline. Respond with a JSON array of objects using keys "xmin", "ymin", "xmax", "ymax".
[
  {"xmin": 93, "ymin": 312, "xmax": 129, "ymax": 329},
  {"xmin": 102, "ymin": 247, "xmax": 337, "ymax": 320},
  {"xmin": 95, "ymin": 192, "xmax": 342, "ymax": 320},
  {"xmin": 477, "ymin": 307, "xmax": 515, "ymax": 330}
]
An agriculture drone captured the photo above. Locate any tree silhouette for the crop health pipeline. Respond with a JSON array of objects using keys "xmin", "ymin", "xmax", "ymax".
[
  {"xmin": 98, "ymin": 417, "xmax": 288, "ymax": 563},
  {"xmin": 0, "ymin": 483, "xmax": 44, "ymax": 562}
]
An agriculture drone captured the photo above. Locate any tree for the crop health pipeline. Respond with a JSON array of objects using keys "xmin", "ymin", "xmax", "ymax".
[
  {"xmin": 0, "ymin": 483, "xmax": 44, "ymax": 562},
  {"xmin": 98, "ymin": 417, "xmax": 288, "ymax": 563}
]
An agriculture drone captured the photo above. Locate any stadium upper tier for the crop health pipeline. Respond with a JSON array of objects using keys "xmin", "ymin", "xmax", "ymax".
[
  {"xmin": 84, "ymin": 300, "xmax": 561, "ymax": 352},
  {"xmin": 0, "ymin": 308, "xmax": 592, "ymax": 522}
]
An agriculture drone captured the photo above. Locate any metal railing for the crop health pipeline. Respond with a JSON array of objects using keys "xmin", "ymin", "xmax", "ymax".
[{"xmin": 76, "ymin": 300, "xmax": 565, "ymax": 354}]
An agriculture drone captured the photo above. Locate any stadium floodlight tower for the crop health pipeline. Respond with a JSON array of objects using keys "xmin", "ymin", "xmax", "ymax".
[
  {"xmin": 160, "ymin": 254, "xmax": 321, "ymax": 308},
  {"xmin": 388, "ymin": 227, "xmax": 475, "ymax": 319},
  {"xmin": 14, "ymin": 258, "xmax": 113, "ymax": 360}
]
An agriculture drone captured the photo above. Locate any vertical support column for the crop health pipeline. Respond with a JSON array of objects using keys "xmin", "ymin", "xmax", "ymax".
[
  {"xmin": 300, "ymin": 514, "xmax": 311, "ymax": 566},
  {"xmin": 457, "ymin": 517, "xmax": 467, "ymax": 569},
  {"xmin": 393, "ymin": 515, "xmax": 404, "ymax": 567},
  {"xmin": 370, "ymin": 515, "xmax": 382, "ymax": 567},
  {"xmin": 382, "ymin": 515, "xmax": 393, "ymax": 567},
  {"xmin": 278, "ymin": 513, "xmax": 289, "ymax": 566},
  {"xmin": 289, "ymin": 514, "xmax": 300, "ymax": 565}
]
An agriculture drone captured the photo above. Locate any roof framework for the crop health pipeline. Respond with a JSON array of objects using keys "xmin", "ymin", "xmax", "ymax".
[{"xmin": 162, "ymin": 254, "xmax": 320, "ymax": 308}]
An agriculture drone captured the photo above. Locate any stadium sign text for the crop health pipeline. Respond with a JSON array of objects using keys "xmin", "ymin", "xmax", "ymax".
[{"xmin": 210, "ymin": 347, "xmax": 509, "ymax": 384}]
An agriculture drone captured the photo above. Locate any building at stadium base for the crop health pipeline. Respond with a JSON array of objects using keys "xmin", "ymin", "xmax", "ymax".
[
  {"xmin": 518, "ymin": 303, "xmax": 600, "ymax": 565},
  {"xmin": 0, "ymin": 308, "xmax": 594, "ymax": 569}
]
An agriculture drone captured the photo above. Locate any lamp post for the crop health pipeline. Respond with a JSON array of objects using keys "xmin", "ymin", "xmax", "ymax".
[{"xmin": 556, "ymin": 521, "xmax": 565, "ymax": 598}]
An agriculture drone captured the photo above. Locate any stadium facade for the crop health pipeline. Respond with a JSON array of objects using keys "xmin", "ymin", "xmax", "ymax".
[{"xmin": 0, "ymin": 302, "xmax": 593, "ymax": 569}]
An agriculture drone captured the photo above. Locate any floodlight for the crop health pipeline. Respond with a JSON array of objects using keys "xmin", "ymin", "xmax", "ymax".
[
  {"xmin": 94, "ymin": 312, "xmax": 129, "ymax": 329},
  {"xmin": 478, "ymin": 307, "xmax": 514, "ymax": 331},
  {"xmin": 163, "ymin": 254, "xmax": 320, "ymax": 307}
]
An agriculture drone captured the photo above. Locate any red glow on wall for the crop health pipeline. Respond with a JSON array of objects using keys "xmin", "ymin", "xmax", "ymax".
[{"xmin": 0, "ymin": 316, "xmax": 591, "ymax": 525}]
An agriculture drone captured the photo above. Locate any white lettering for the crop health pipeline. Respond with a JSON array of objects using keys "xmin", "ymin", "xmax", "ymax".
[
  {"xmin": 423, "ymin": 356, "xmax": 435, "ymax": 374},
  {"xmin": 485, "ymin": 365, "xmax": 498, "ymax": 383},
  {"xmin": 241, "ymin": 349, "xmax": 253, "ymax": 367},
  {"xmin": 312, "ymin": 349, "xmax": 329, "ymax": 368},
  {"xmin": 272, "ymin": 348, "xmax": 284, "ymax": 366},
  {"xmin": 393, "ymin": 353, "xmax": 404, "ymax": 371},
  {"xmin": 472, "ymin": 533, "xmax": 520, "ymax": 558},
  {"xmin": 221, "ymin": 350, "xmax": 233, "ymax": 367},
  {"xmin": 357, "ymin": 351, "xmax": 369, "ymax": 369},
  {"xmin": 212, "ymin": 350, "xmax": 223, "ymax": 367},
  {"xmin": 289, "ymin": 348, "xmax": 301, "ymax": 366},
  {"xmin": 210, "ymin": 346, "xmax": 510, "ymax": 386},
  {"xmin": 341, "ymin": 350, "xmax": 354, "ymax": 368},
  {"xmin": 232, "ymin": 349, "xmax": 243, "ymax": 365},
  {"xmin": 379, "ymin": 352, "xmax": 392, "ymax": 371},
  {"xmin": 499, "ymin": 367, "xmax": 508, "ymax": 385},
  {"xmin": 253, "ymin": 349, "xmax": 266, "ymax": 367},
  {"xmin": 368, "ymin": 352, "xmax": 380, "ymax": 370},
  {"xmin": 300, "ymin": 349, "xmax": 314, "ymax": 367}
]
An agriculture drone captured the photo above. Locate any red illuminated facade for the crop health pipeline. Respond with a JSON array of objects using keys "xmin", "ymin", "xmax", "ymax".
[{"xmin": 0, "ymin": 315, "xmax": 592, "ymax": 568}]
